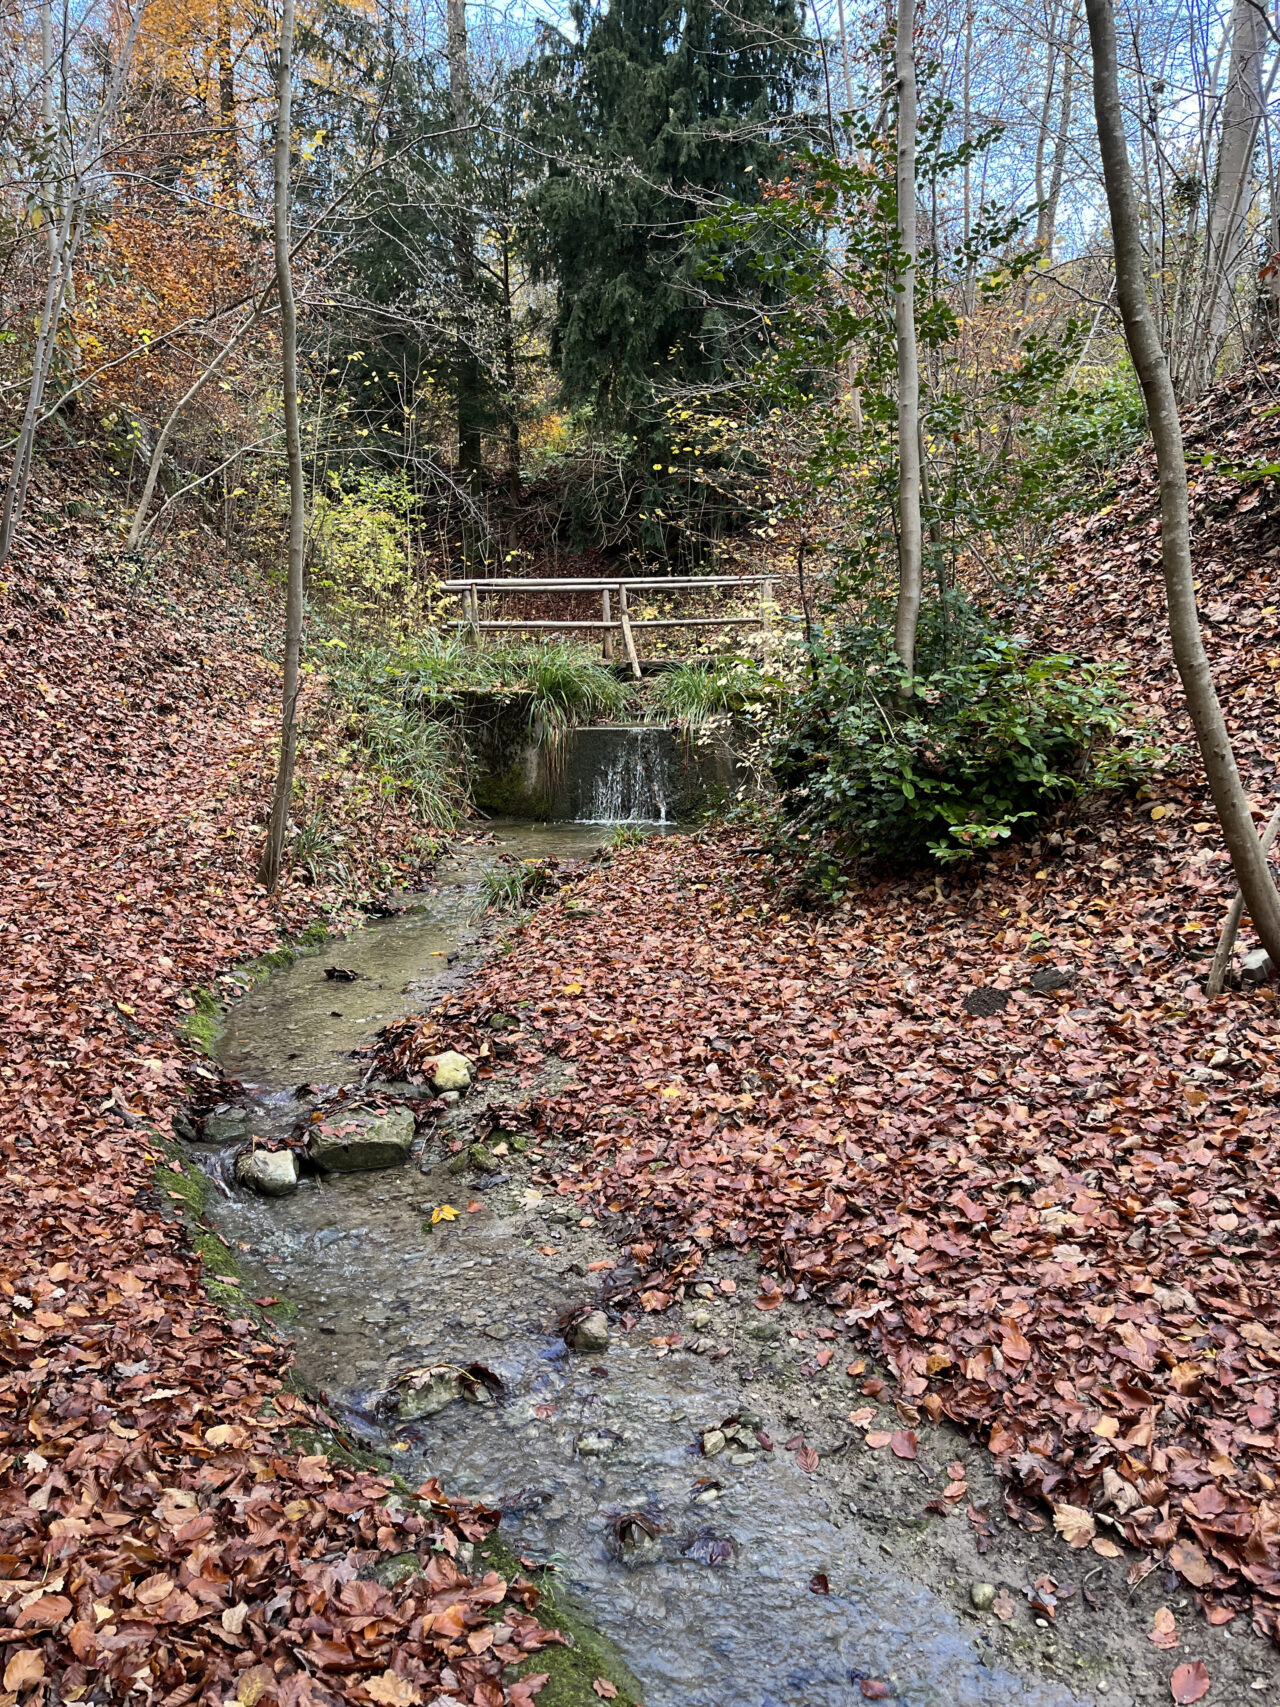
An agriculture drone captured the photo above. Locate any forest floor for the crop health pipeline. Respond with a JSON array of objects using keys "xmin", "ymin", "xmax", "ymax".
[
  {"xmin": 0, "ymin": 481, "xmax": 580, "ymax": 1707},
  {"xmin": 3, "ymin": 356, "xmax": 1280, "ymax": 1707},
  {"xmin": 375, "ymin": 360, "xmax": 1280, "ymax": 1699}
]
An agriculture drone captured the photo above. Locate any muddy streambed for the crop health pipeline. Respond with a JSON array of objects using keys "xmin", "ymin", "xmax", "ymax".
[{"xmin": 190, "ymin": 825, "xmax": 1270, "ymax": 1707}]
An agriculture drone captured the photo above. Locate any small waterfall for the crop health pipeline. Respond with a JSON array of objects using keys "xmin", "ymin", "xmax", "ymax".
[{"xmin": 568, "ymin": 726, "xmax": 683, "ymax": 824}]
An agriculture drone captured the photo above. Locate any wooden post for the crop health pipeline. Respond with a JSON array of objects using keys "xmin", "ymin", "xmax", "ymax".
[
  {"xmin": 618, "ymin": 585, "xmax": 641, "ymax": 679},
  {"xmin": 466, "ymin": 581, "xmax": 479, "ymax": 644},
  {"xmin": 602, "ymin": 587, "xmax": 614, "ymax": 661}
]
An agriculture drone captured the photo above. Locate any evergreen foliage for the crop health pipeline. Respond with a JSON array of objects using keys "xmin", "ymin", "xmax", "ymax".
[{"xmin": 530, "ymin": 0, "xmax": 813, "ymax": 426}]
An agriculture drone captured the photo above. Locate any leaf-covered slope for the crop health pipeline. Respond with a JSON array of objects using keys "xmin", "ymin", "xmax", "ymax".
[
  {"xmin": 0, "ymin": 499, "xmax": 561, "ymax": 1707},
  {"xmin": 383, "ymin": 358, "xmax": 1280, "ymax": 1639}
]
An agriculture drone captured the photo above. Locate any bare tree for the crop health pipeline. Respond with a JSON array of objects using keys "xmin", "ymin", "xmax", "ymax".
[
  {"xmin": 1086, "ymin": 0, "xmax": 1280, "ymax": 970},
  {"xmin": 893, "ymin": 0, "xmax": 923, "ymax": 675},
  {"xmin": 0, "ymin": 0, "xmax": 145, "ymax": 568},
  {"xmin": 258, "ymin": 0, "xmax": 305, "ymax": 893},
  {"xmin": 1194, "ymin": 0, "xmax": 1268, "ymax": 395}
]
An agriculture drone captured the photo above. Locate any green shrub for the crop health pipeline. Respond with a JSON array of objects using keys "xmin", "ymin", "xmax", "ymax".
[
  {"xmin": 770, "ymin": 605, "xmax": 1157, "ymax": 885},
  {"xmin": 310, "ymin": 471, "xmax": 437, "ymax": 625}
]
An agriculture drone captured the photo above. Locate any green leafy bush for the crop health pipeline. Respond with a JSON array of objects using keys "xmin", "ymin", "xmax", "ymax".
[{"xmin": 770, "ymin": 606, "xmax": 1156, "ymax": 884}]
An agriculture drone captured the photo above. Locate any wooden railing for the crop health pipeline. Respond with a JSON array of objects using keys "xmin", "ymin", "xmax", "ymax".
[{"xmin": 441, "ymin": 574, "xmax": 775, "ymax": 678}]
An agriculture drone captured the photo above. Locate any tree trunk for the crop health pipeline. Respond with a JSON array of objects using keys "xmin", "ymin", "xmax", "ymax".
[
  {"xmin": 1192, "ymin": 0, "xmax": 1266, "ymax": 396},
  {"xmin": 447, "ymin": 0, "xmax": 482, "ymax": 486},
  {"xmin": 892, "ymin": 0, "xmax": 922, "ymax": 676},
  {"xmin": 216, "ymin": 0, "xmax": 237, "ymax": 194},
  {"xmin": 1042, "ymin": 0, "xmax": 1081, "ymax": 260},
  {"xmin": 257, "ymin": 0, "xmax": 305, "ymax": 894},
  {"xmin": 501, "ymin": 225, "xmax": 521, "ymax": 507},
  {"xmin": 1033, "ymin": 0, "xmax": 1062, "ymax": 251},
  {"xmin": 1085, "ymin": 0, "xmax": 1280, "ymax": 970},
  {"xmin": 0, "ymin": 1, "xmax": 142, "ymax": 568}
]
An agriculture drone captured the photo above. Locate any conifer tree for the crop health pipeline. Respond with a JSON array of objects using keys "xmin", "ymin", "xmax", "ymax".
[{"xmin": 532, "ymin": 0, "xmax": 811, "ymax": 427}]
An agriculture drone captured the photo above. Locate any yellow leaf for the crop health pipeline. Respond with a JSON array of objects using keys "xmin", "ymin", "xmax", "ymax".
[
  {"xmin": 1091, "ymin": 1536, "xmax": 1122, "ymax": 1558},
  {"xmin": 4, "ymin": 1650, "xmax": 45, "ymax": 1692},
  {"xmin": 365, "ymin": 1672, "xmax": 422, "ymax": 1707},
  {"xmin": 563, "ymin": 982, "xmax": 583, "ymax": 995},
  {"xmin": 1052, "ymin": 1502, "xmax": 1096, "ymax": 1548},
  {"xmin": 1150, "ymin": 804, "xmax": 1169, "ymax": 820},
  {"xmin": 431, "ymin": 1205, "xmax": 459, "ymax": 1224}
]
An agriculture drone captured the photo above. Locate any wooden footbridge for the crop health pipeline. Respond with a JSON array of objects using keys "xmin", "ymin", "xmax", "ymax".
[{"xmin": 442, "ymin": 574, "xmax": 776, "ymax": 678}]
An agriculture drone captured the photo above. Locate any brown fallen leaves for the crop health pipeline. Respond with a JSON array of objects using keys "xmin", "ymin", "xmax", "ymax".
[
  {"xmin": 0, "ymin": 506, "xmax": 556, "ymax": 1704},
  {"xmin": 381, "ymin": 359, "xmax": 1280, "ymax": 1642}
]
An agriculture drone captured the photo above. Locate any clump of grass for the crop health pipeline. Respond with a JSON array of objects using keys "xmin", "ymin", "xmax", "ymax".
[
  {"xmin": 476, "ymin": 856, "xmax": 558, "ymax": 914},
  {"xmin": 605, "ymin": 823, "xmax": 646, "ymax": 852},
  {"xmin": 648, "ymin": 657, "xmax": 775, "ymax": 728},
  {"xmin": 393, "ymin": 635, "xmax": 632, "ymax": 735},
  {"xmin": 327, "ymin": 644, "xmax": 471, "ymax": 828}
]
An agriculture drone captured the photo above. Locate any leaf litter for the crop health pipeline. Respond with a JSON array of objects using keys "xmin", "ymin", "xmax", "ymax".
[
  {"xmin": 0, "ymin": 517, "xmax": 565, "ymax": 1705},
  {"xmin": 381, "ymin": 359, "xmax": 1280, "ymax": 1651}
]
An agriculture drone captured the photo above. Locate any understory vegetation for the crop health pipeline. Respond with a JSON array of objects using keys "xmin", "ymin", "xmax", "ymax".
[{"xmin": 768, "ymin": 602, "xmax": 1159, "ymax": 883}]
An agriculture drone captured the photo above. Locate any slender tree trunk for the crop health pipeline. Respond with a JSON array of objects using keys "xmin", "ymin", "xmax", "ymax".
[
  {"xmin": 1086, "ymin": 0, "xmax": 1280, "ymax": 970},
  {"xmin": 501, "ymin": 228, "xmax": 521, "ymax": 507},
  {"xmin": 258, "ymin": 0, "xmax": 305, "ymax": 894},
  {"xmin": 447, "ymin": 0, "xmax": 482, "ymax": 487},
  {"xmin": 0, "ymin": 2, "xmax": 142, "ymax": 568},
  {"xmin": 893, "ymin": 0, "xmax": 922, "ymax": 676},
  {"xmin": 1192, "ymin": 0, "xmax": 1266, "ymax": 396},
  {"xmin": 126, "ymin": 308, "xmax": 262, "ymax": 549},
  {"xmin": 216, "ymin": 0, "xmax": 237, "ymax": 195},
  {"xmin": 1033, "ymin": 0, "xmax": 1062, "ymax": 249},
  {"xmin": 1042, "ymin": 0, "xmax": 1081, "ymax": 259}
]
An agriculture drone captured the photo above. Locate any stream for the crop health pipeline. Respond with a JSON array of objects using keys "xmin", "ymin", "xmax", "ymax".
[{"xmin": 194, "ymin": 821, "xmax": 1094, "ymax": 1707}]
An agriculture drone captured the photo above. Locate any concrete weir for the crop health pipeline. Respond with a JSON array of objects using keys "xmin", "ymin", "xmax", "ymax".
[{"xmin": 472, "ymin": 722, "xmax": 741, "ymax": 823}]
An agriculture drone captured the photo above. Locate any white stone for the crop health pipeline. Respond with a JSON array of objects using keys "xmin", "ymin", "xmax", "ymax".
[{"xmin": 235, "ymin": 1148, "xmax": 299, "ymax": 1197}]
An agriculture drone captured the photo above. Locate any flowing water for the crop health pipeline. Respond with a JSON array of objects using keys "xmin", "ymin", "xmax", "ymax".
[{"xmin": 198, "ymin": 822, "xmax": 1093, "ymax": 1707}]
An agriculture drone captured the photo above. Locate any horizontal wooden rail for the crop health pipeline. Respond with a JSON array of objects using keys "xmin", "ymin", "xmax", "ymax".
[
  {"xmin": 441, "ymin": 575, "xmax": 773, "ymax": 593},
  {"xmin": 448, "ymin": 616, "xmax": 766, "ymax": 630}
]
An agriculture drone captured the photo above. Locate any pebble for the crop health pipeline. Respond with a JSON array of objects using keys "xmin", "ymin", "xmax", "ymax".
[{"xmin": 970, "ymin": 1583, "xmax": 997, "ymax": 1611}]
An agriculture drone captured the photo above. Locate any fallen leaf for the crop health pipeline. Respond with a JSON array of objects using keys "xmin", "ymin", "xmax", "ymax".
[
  {"xmin": 992, "ymin": 1588, "xmax": 1016, "ymax": 1621},
  {"xmin": 3, "ymin": 1651, "xmax": 44, "ymax": 1693},
  {"xmin": 1149, "ymin": 1607, "xmax": 1179, "ymax": 1650},
  {"xmin": 1052, "ymin": 1503, "xmax": 1095, "ymax": 1549},
  {"xmin": 431, "ymin": 1204, "xmax": 459, "ymax": 1223},
  {"xmin": 591, "ymin": 1679, "xmax": 618, "ymax": 1699},
  {"xmin": 889, "ymin": 1430, "xmax": 917, "ymax": 1460},
  {"xmin": 1169, "ymin": 1661, "xmax": 1210, "ymax": 1704},
  {"xmin": 365, "ymin": 1672, "xmax": 423, "ymax": 1707},
  {"xmin": 1169, "ymin": 1541, "xmax": 1213, "ymax": 1588}
]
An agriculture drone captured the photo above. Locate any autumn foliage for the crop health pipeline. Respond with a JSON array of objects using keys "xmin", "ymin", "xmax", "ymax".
[
  {"xmin": 0, "ymin": 475, "xmax": 558, "ymax": 1705},
  {"xmin": 380, "ymin": 361, "xmax": 1280, "ymax": 1639}
]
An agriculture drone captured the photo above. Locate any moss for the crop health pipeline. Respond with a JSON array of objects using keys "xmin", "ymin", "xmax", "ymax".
[
  {"xmin": 179, "ymin": 938, "xmax": 308, "ymax": 1056},
  {"xmin": 470, "ymin": 762, "xmax": 557, "ymax": 820},
  {"xmin": 277, "ymin": 1429, "xmax": 644, "ymax": 1706},
  {"xmin": 181, "ymin": 987, "xmax": 222, "ymax": 1054},
  {"xmin": 474, "ymin": 1534, "xmax": 644, "ymax": 1707},
  {"xmin": 148, "ymin": 1134, "xmax": 297, "ymax": 1331}
]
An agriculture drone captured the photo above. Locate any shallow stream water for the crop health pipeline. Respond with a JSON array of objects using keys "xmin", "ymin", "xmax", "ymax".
[{"xmin": 199, "ymin": 822, "xmax": 1093, "ymax": 1707}]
